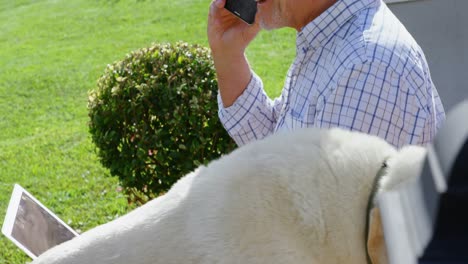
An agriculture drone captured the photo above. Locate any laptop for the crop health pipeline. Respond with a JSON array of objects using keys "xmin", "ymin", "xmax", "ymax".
[{"xmin": 2, "ymin": 184, "xmax": 79, "ymax": 259}]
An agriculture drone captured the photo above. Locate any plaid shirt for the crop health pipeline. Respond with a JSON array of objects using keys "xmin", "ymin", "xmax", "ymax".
[{"xmin": 218, "ymin": 0, "xmax": 445, "ymax": 148}]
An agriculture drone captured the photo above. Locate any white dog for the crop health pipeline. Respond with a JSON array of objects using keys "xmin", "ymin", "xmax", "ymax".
[{"xmin": 32, "ymin": 128, "xmax": 426, "ymax": 264}]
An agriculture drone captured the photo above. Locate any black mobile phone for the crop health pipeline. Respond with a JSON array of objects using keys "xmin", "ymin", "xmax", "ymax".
[{"xmin": 224, "ymin": 0, "xmax": 257, "ymax": 25}]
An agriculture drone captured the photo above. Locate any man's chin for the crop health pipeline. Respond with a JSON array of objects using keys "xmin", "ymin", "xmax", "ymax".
[
  {"xmin": 256, "ymin": 11, "xmax": 286, "ymax": 31},
  {"xmin": 258, "ymin": 19, "xmax": 279, "ymax": 31}
]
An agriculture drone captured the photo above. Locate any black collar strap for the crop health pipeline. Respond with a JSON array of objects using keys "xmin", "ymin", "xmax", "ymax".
[{"xmin": 365, "ymin": 160, "xmax": 389, "ymax": 264}]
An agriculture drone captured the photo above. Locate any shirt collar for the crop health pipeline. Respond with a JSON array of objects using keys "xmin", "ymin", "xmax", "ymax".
[{"xmin": 296, "ymin": 0, "xmax": 380, "ymax": 54}]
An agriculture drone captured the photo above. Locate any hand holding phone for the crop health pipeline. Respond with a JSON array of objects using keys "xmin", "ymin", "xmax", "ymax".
[
  {"xmin": 208, "ymin": 0, "xmax": 261, "ymax": 59},
  {"xmin": 224, "ymin": 0, "xmax": 257, "ymax": 25}
]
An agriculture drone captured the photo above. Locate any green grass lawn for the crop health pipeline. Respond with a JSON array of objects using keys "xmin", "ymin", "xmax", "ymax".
[{"xmin": 0, "ymin": 0, "xmax": 295, "ymax": 262}]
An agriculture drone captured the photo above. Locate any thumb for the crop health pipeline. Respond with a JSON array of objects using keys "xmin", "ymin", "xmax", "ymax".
[{"xmin": 245, "ymin": 16, "xmax": 261, "ymax": 39}]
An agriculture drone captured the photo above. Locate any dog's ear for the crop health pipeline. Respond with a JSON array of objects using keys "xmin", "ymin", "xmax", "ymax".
[{"xmin": 367, "ymin": 206, "xmax": 389, "ymax": 264}]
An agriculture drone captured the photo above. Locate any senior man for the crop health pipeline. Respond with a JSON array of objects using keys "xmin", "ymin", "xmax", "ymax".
[{"xmin": 207, "ymin": 0, "xmax": 445, "ymax": 148}]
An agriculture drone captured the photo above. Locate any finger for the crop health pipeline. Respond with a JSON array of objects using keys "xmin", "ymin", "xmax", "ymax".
[
  {"xmin": 253, "ymin": 9, "xmax": 261, "ymax": 27},
  {"xmin": 213, "ymin": 0, "xmax": 226, "ymax": 9},
  {"xmin": 209, "ymin": 0, "xmax": 225, "ymax": 15},
  {"xmin": 209, "ymin": 0, "xmax": 227, "ymax": 21},
  {"xmin": 242, "ymin": 20, "xmax": 261, "ymax": 43},
  {"xmin": 209, "ymin": 1, "xmax": 237, "ymax": 28}
]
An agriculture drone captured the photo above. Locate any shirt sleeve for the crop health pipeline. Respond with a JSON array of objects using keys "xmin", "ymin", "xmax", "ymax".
[
  {"xmin": 217, "ymin": 72, "xmax": 285, "ymax": 146},
  {"xmin": 315, "ymin": 61, "xmax": 434, "ymax": 148}
]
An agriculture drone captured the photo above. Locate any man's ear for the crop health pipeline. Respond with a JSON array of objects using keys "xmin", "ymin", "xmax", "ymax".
[{"xmin": 367, "ymin": 207, "xmax": 389, "ymax": 264}]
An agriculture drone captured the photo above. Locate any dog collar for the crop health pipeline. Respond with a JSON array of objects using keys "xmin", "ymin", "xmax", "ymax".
[{"xmin": 365, "ymin": 159, "xmax": 389, "ymax": 264}]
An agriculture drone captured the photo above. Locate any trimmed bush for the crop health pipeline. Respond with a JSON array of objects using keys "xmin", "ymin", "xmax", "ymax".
[{"xmin": 88, "ymin": 42, "xmax": 237, "ymax": 203}]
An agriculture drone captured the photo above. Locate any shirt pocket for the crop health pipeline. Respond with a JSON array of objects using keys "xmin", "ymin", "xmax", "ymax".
[
  {"xmin": 288, "ymin": 94, "xmax": 320, "ymax": 129},
  {"xmin": 287, "ymin": 107, "xmax": 307, "ymax": 129}
]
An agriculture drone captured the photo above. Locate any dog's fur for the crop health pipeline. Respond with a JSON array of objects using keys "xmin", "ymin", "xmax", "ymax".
[{"xmin": 32, "ymin": 128, "xmax": 426, "ymax": 264}]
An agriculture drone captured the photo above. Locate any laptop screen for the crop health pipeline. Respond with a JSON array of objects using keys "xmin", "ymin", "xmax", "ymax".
[
  {"xmin": 2, "ymin": 184, "xmax": 78, "ymax": 259},
  {"xmin": 11, "ymin": 192, "xmax": 77, "ymax": 257}
]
